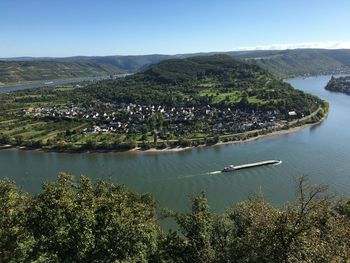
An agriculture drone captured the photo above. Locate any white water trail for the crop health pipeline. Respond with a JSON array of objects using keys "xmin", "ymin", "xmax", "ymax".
[
  {"xmin": 207, "ymin": 171, "xmax": 222, "ymax": 175},
  {"xmin": 273, "ymin": 160, "xmax": 283, "ymax": 166}
]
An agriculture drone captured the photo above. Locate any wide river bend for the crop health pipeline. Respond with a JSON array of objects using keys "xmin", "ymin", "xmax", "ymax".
[{"xmin": 1, "ymin": 75, "xmax": 349, "ymax": 213}]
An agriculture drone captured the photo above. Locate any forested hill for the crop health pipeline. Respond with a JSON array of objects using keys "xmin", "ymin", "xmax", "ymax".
[
  {"xmin": 135, "ymin": 55, "xmax": 267, "ymax": 84},
  {"xmin": 1, "ymin": 49, "xmax": 350, "ymax": 85},
  {"xmin": 325, "ymin": 76, "xmax": 350, "ymax": 95},
  {"xmin": 83, "ymin": 55, "xmax": 322, "ymax": 116},
  {"xmin": 232, "ymin": 49, "xmax": 350, "ymax": 77}
]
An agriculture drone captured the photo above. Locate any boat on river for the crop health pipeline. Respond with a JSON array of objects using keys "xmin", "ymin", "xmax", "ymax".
[{"xmin": 222, "ymin": 160, "xmax": 282, "ymax": 172}]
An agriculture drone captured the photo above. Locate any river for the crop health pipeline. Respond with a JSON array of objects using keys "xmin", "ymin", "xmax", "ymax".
[
  {"xmin": 0, "ymin": 74, "xmax": 128, "ymax": 94},
  {"xmin": 1, "ymin": 75, "xmax": 349, "ymax": 214}
]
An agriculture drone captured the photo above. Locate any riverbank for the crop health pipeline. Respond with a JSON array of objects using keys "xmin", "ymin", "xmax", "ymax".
[
  {"xmin": 135, "ymin": 110, "xmax": 329, "ymax": 153},
  {"xmin": 0, "ymin": 79, "xmax": 50, "ymax": 88},
  {"xmin": 0, "ymin": 74, "xmax": 131, "ymax": 89},
  {"xmin": 0, "ymin": 144, "xmax": 12, "ymax": 149},
  {"xmin": 217, "ymin": 112, "xmax": 328, "ymax": 146},
  {"xmin": 0, "ymin": 105, "xmax": 328, "ymax": 154},
  {"xmin": 0, "ymin": 76, "xmax": 113, "ymax": 95},
  {"xmin": 0, "ymin": 74, "xmax": 122, "ymax": 88}
]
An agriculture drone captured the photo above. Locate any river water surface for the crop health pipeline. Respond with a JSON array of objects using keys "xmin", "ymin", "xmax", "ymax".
[
  {"xmin": 1, "ymin": 75, "xmax": 349, "ymax": 212},
  {"xmin": 0, "ymin": 75, "xmax": 127, "ymax": 94}
]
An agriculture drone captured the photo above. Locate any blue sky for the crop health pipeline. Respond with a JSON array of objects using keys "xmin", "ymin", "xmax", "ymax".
[{"xmin": 1, "ymin": 0, "xmax": 349, "ymax": 57}]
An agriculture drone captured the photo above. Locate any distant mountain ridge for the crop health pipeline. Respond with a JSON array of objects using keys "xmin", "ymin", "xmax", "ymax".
[
  {"xmin": 1, "ymin": 49, "xmax": 350, "ymax": 85},
  {"xmin": 232, "ymin": 49, "xmax": 350, "ymax": 77}
]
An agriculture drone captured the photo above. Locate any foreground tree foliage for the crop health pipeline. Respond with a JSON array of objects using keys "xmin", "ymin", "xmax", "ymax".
[
  {"xmin": 0, "ymin": 173, "xmax": 159, "ymax": 263},
  {"xmin": 0, "ymin": 174, "xmax": 349, "ymax": 262}
]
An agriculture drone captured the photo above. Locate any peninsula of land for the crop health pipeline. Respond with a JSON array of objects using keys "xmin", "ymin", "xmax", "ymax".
[{"xmin": 0, "ymin": 55, "xmax": 328, "ymax": 153}]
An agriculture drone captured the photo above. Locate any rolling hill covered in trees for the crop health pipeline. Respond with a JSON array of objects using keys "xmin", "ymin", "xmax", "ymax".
[
  {"xmin": 325, "ymin": 76, "xmax": 350, "ymax": 95},
  {"xmin": 84, "ymin": 55, "xmax": 322, "ymax": 114},
  {"xmin": 231, "ymin": 49, "xmax": 350, "ymax": 77}
]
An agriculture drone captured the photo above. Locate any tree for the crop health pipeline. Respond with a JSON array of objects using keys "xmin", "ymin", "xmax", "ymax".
[
  {"xmin": 0, "ymin": 175, "xmax": 349, "ymax": 262},
  {"xmin": 0, "ymin": 180, "xmax": 32, "ymax": 263},
  {"xmin": 162, "ymin": 176, "xmax": 350, "ymax": 262},
  {"xmin": 14, "ymin": 135, "xmax": 24, "ymax": 146},
  {"xmin": 0, "ymin": 174, "xmax": 161, "ymax": 262},
  {"xmin": 239, "ymin": 91, "xmax": 249, "ymax": 106},
  {"xmin": 213, "ymin": 135, "xmax": 220, "ymax": 143},
  {"xmin": 141, "ymin": 133, "xmax": 148, "ymax": 143},
  {"xmin": 0, "ymin": 133, "xmax": 10, "ymax": 144},
  {"xmin": 164, "ymin": 193, "xmax": 215, "ymax": 263},
  {"xmin": 85, "ymin": 139, "xmax": 97, "ymax": 150},
  {"xmin": 337, "ymin": 199, "xmax": 350, "ymax": 217},
  {"xmin": 153, "ymin": 130, "xmax": 158, "ymax": 145},
  {"xmin": 125, "ymin": 138, "xmax": 137, "ymax": 149}
]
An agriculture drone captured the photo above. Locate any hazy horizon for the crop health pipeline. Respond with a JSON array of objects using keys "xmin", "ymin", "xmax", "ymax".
[{"xmin": 1, "ymin": 45, "xmax": 350, "ymax": 59}]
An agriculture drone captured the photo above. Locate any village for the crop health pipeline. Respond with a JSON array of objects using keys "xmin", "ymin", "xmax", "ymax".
[{"xmin": 21, "ymin": 102, "xmax": 294, "ymax": 137}]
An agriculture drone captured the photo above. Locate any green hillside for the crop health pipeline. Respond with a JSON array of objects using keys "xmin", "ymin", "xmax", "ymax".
[
  {"xmin": 325, "ymin": 76, "xmax": 350, "ymax": 95},
  {"xmin": 85, "ymin": 55, "xmax": 322, "ymax": 114},
  {"xmin": 56, "ymin": 54, "xmax": 172, "ymax": 72},
  {"xmin": 233, "ymin": 49, "xmax": 350, "ymax": 77},
  {"xmin": 1, "ymin": 49, "xmax": 350, "ymax": 85},
  {"xmin": 0, "ymin": 61, "xmax": 123, "ymax": 85},
  {"xmin": 138, "ymin": 55, "xmax": 264, "ymax": 84}
]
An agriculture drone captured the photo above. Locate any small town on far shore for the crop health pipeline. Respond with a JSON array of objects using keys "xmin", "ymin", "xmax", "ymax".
[{"xmin": 21, "ymin": 102, "xmax": 300, "ymax": 139}]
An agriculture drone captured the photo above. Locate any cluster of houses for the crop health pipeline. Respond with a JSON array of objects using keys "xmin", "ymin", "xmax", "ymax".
[
  {"xmin": 22, "ymin": 106, "xmax": 82, "ymax": 118},
  {"xmin": 21, "ymin": 103, "xmax": 292, "ymax": 136}
]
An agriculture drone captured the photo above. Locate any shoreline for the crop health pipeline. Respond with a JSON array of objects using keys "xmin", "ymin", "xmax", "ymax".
[
  {"xmin": 136, "ymin": 111, "xmax": 328, "ymax": 153},
  {"xmin": 0, "ymin": 77, "xmax": 107, "ymax": 88},
  {"xmin": 0, "ymin": 110, "xmax": 328, "ymax": 155},
  {"xmin": 1, "ymin": 71, "xmax": 348, "ymax": 88}
]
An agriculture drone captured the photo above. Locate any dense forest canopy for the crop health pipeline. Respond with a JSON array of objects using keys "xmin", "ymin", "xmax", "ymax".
[{"xmin": 0, "ymin": 174, "xmax": 349, "ymax": 262}]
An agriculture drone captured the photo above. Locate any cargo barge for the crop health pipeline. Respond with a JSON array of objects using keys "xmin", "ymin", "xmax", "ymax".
[{"xmin": 222, "ymin": 160, "xmax": 282, "ymax": 172}]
